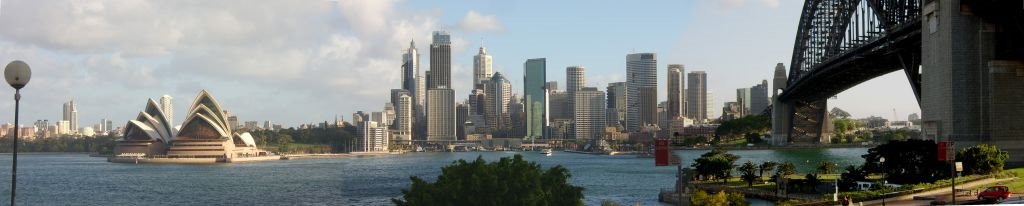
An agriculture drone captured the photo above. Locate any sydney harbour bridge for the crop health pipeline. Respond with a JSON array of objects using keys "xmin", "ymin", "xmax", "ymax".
[{"xmin": 772, "ymin": 0, "xmax": 1024, "ymax": 164}]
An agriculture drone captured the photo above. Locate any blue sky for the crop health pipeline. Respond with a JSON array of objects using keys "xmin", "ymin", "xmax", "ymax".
[{"xmin": 0, "ymin": 0, "xmax": 920, "ymax": 128}]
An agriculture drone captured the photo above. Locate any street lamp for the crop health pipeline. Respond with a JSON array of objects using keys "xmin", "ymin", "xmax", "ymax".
[
  {"xmin": 879, "ymin": 157, "xmax": 886, "ymax": 206},
  {"xmin": 4, "ymin": 60, "xmax": 31, "ymax": 206}
]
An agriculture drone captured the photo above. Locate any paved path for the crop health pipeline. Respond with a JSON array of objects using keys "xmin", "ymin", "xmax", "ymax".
[{"xmin": 854, "ymin": 177, "xmax": 1015, "ymax": 206}]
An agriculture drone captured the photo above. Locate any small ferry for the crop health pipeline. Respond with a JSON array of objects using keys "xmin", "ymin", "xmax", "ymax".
[{"xmin": 540, "ymin": 148, "xmax": 553, "ymax": 156}]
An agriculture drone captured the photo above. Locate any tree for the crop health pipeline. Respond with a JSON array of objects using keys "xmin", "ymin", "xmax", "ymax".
[
  {"xmin": 861, "ymin": 139, "xmax": 950, "ymax": 184},
  {"xmin": 276, "ymin": 133, "xmax": 293, "ymax": 153},
  {"xmin": 393, "ymin": 154, "xmax": 584, "ymax": 206},
  {"xmin": 816, "ymin": 161, "xmax": 837, "ymax": 174},
  {"xmin": 740, "ymin": 161, "xmax": 759, "ymax": 187},
  {"xmin": 838, "ymin": 165, "xmax": 867, "ymax": 191},
  {"xmin": 692, "ymin": 149, "xmax": 740, "ymax": 183},
  {"xmin": 777, "ymin": 161, "xmax": 797, "ymax": 177},
  {"xmin": 690, "ymin": 190, "xmax": 748, "ymax": 206},
  {"xmin": 956, "ymin": 144, "xmax": 1009, "ymax": 175},
  {"xmin": 759, "ymin": 161, "xmax": 778, "ymax": 181},
  {"xmin": 830, "ymin": 107, "xmax": 851, "ymax": 119}
]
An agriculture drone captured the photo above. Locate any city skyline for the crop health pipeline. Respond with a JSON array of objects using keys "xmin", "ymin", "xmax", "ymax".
[{"xmin": 0, "ymin": 0, "xmax": 919, "ymax": 127}]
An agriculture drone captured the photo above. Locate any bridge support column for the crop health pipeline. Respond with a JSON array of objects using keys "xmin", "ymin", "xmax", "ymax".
[{"xmin": 922, "ymin": 0, "xmax": 1024, "ymax": 165}]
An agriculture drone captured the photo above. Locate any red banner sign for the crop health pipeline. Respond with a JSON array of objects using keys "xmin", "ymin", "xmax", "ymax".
[
  {"xmin": 938, "ymin": 141, "xmax": 949, "ymax": 161},
  {"xmin": 655, "ymin": 139, "xmax": 669, "ymax": 166}
]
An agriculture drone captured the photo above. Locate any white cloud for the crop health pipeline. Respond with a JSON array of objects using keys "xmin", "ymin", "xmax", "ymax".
[
  {"xmin": 0, "ymin": 0, "xmax": 469, "ymax": 126},
  {"xmin": 458, "ymin": 10, "xmax": 504, "ymax": 33},
  {"xmin": 760, "ymin": 0, "xmax": 781, "ymax": 8}
]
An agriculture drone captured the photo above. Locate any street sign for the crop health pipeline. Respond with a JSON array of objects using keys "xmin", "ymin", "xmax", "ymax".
[
  {"xmin": 655, "ymin": 139, "xmax": 669, "ymax": 166},
  {"xmin": 955, "ymin": 162, "xmax": 963, "ymax": 172}
]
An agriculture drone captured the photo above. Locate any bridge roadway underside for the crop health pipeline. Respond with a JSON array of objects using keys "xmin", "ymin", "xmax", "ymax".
[{"xmin": 780, "ymin": 20, "xmax": 921, "ymax": 103}]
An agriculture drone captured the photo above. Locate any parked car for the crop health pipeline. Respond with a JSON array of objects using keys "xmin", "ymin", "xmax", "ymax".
[{"xmin": 979, "ymin": 186, "xmax": 1012, "ymax": 201}]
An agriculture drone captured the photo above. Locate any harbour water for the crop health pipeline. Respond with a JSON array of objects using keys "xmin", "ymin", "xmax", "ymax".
[{"xmin": 0, "ymin": 148, "xmax": 867, "ymax": 205}]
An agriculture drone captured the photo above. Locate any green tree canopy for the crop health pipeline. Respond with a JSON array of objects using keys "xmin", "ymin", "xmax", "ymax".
[
  {"xmin": 690, "ymin": 190, "xmax": 748, "ymax": 206},
  {"xmin": 740, "ymin": 161, "xmax": 759, "ymax": 187},
  {"xmin": 861, "ymin": 139, "xmax": 950, "ymax": 184},
  {"xmin": 956, "ymin": 144, "xmax": 1009, "ymax": 175},
  {"xmin": 816, "ymin": 161, "xmax": 837, "ymax": 174},
  {"xmin": 759, "ymin": 161, "xmax": 777, "ymax": 180},
  {"xmin": 393, "ymin": 154, "xmax": 584, "ymax": 206},
  {"xmin": 692, "ymin": 149, "xmax": 740, "ymax": 183},
  {"xmin": 777, "ymin": 161, "xmax": 796, "ymax": 177}
]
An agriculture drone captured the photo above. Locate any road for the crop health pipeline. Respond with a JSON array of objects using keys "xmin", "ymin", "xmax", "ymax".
[{"xmin": 854, "ymin": 177, "xmax": 1016, "ymax": 206}]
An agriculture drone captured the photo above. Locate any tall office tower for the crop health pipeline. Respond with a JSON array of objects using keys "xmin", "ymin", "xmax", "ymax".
[
  {"xmin": 706, "ymin": 91, "xmax": 715, "ymax": 121},
  {"xmin": 456, "ymin": 103, "xmax": 468, "ymax": 140},
  {"xmin": 395, "ymin": 93, "xmax": 413, "ymax": 143},
  {"xmin": 390, "ymin": 89, "xmax": 411, "ymax": 113},
  {"xmin": 545, "ymin": 81, "xmax": 558, "ymax": 91},
  {"xmin": 524, "ymin": 58, "xmax": 548, "ymax": 139},
  {"xmin": 750, "ymin": 80, "xmax": 770, "ymax": 115},
  {"xmin": 264, "ymin": 120, "xmax": 272, "ymax": 130},
  {"xmin": 574, "ymin": 87, "xmax": 606, "ymax": 140},
  {"xmin": 63, "ymin": 100, "xmax": 79, "ymax": 133},
  {"xmin": 383, "ymin": 103, "xmax": 396, "ymax": 128},
  {"xmin": 508, "ymin": 94, "xmax": 526, "ymax": 138},
  {"xmin": 426, "ymin": 88, "xmax": 456, "ymax": 141},
  {"xmin": 736, "ymin": 88, "xmax": 752, "ymax": 116},
  {"xmin": 686, "ymin": 71, "xmax": 708, "ymax": 123},
  {"xmin": 468, "ymin": 89, "xmax": 486, "ymax": 116},
  {"xmin": 626, "ymin": 53, "xmax": 658, "ymax": 131},
  {"xmin": 473, "ymin": 47, "xmax": 493, "ymax": 89},
  {"xmin": 606, "ymin": 82, "xmax": 627, "ymax": 127},
  {"xmin": 402, "ymin": 40, "xmax": 420, "ymax": 112},
  {"xmin": 566, "ymin": 65, "xmax": 585, "ymax": 120},
  {"xmin": 547, "ymin": 90, "xmax": 570, "ymax": 120},
  {"xmin": 667, "ymin": 64, "xmax": 684, "ymax": 120},
  {"xmin": 427, "ymin": 31, "xmax": 451, "ymax": 89},
  {"xmin": 371, "ymin": 111, "xmax": 386, "ymax": 125},
  {"xmin": 160, "ymin": 95, "xmax": 173, "ymax": 124},
  {"xmin": 485, "ymin": 72, "xmax": 512, "ymax": 136}
]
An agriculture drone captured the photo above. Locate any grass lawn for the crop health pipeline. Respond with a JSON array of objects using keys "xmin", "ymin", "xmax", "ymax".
[{"xmin": 970, "ymin": 167, "xmax": 1024, "ymax": 192}]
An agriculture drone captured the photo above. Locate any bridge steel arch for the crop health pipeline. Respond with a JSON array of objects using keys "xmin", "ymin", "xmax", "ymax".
[{"xmin": 776, "ymin": 0, "xmax": 922, "ymax": 144}]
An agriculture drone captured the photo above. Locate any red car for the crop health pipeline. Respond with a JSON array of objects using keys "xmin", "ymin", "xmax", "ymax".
[{"xmin": 978, "ymin": 186, "xmax": 1012, "ymax": 201}]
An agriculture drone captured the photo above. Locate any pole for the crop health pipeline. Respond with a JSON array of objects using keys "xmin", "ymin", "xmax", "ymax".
[
  {"xmin": 951, "ymin": 156, "xmax": 956, "ymax": 204},
  {"xmin": 678, "ymin": 164, "xmax": 684, "ymax": 206},
  {"xmin": 10, "ymin": 89, "xmax": 19, "ymax": 206}
]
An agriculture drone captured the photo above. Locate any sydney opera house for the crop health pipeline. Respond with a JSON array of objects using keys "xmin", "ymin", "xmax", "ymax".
[{"xmin": 111, "ymin": 90, "xmax": 273, "ymax": 163}]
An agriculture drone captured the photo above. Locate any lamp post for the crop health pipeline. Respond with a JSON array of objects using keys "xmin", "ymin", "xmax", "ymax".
[
  {"xmin": 879, "ymin": 157, "xmax": 886, "ymax": 206},
  {"xmin": 4, "ymin": 60, "xmax": 31, "ymax": 206}
]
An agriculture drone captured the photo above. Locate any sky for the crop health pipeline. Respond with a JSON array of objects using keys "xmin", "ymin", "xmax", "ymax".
[{"xmin": 0, "ymin": 0, "xmax": 920, "ymax": 128}]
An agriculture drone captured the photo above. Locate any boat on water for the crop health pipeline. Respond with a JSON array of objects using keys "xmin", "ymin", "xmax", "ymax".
[
  {"xmin": 414, "ymin": 146, "xmax": 425, "ymax": 152},
  {"xmin": 540, "ymin": 148, "xmax": 553, "ymax": 156}
]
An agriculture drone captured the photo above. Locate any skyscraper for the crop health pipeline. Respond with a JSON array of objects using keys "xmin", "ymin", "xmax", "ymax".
[
  {"xmin": 667, "ymin": 64, "xmax": 684, "ymax": 120},
  {"xmin": 395, "ymin": 93, "xmax": 412, "ymax": 142},
  {"xmin": 750, "ymin": 80, "xmax": 770, "ymax": 115},
  {"xmin": 566, "ymin": 65, "xmax": 585, "ymax": 120},
  {"xmin": 63, "ymin": 100, "xmax": 78, "ymax": 133},
  {"xmin": 456, "ymin": 103, "xmax": 468, "ymax": 140},
  {"xmin": 606, "ymin": 82, "xmax": 627, "ymax": 128},
  {"xmin": 428, "ymin": 31, "xmax": 451, "ymax": 89},
  {"xmin": 402, "ymin": 40, "xmax": 420, "ymax": 109},
  {"xmin": 426, "ymin": 89, "xmax": 456, "ymax": 141},
  {"xmin": 545, "ymin": 81, "xmax": 558, "ymax": 91},
  {"xmin": 485, "ymin": 72, "xmax": 511, "ymax": 137},
  {"xmin": 160, "ymin": 95, "xmax": 173, "ymax": 124},
  {"xmin": 524, "ymin": 58, "xmax": 547, "ymax": 139},
  {"xmin": 473, "ymin": 47, "xmax": 493, "ymax": 89},
  {"xmin": 736, "ymin": 88, "xmax": 752, "ymax": 116},
  {"xmin": 687, "ymin": 71, "xmax": 708, "ymax": 123},
  {"xmin": 626, "ymin": 53, "xmax": 657, "ymax": 131},
  {"xmin": 574, "ymin": 87, "xmax": 606, "ymax": 140}
]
